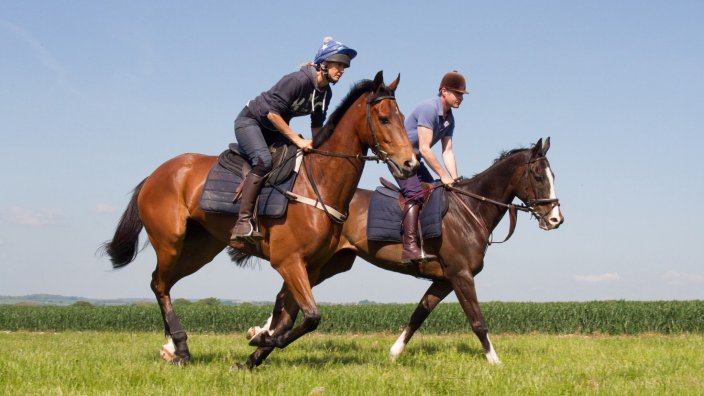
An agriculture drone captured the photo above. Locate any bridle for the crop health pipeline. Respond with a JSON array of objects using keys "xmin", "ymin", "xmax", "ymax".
[
  {"xmin": 445, "ymin": 154, "xmax": 560, "ymax": 244},
  {"xmin": 306, "ymin": 92, "xmax": 396, "ymax": 164},
  {"xmin": 521, "ymin": 156, "xmax": 561, "ymax": 225}
]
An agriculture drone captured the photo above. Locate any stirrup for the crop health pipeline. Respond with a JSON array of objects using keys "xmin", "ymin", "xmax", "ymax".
[
  {"xmin": 401, "ymin": 250, "xmax": 436, "ymax": 265},
  {"xmin": 230, "ymin": 222, "xmax": 263, "ymax": 244}
]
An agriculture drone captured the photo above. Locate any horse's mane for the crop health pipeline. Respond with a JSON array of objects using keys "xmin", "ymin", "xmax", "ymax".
[
  {"xmin": 313, "ymin": 79, "xmax": 391, "ymax": 148},
  {"xmin": 494, "ymin": 147, "xmax": 529, "ymax": 164},
  {"xmin": 455, "ymin": 145, "xmax": 532, "ymax": 186}
]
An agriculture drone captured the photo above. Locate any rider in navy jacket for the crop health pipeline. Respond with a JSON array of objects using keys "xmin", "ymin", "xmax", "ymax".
[{"xmin": 231, "ymin": 37, "xmax": 357, "ymax": 244}]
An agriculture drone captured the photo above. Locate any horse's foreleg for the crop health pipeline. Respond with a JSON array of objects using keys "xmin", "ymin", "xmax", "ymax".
[
  {"xmin": 247, "ymin": 250, "xmax": 356, "ymax": 340},
  {"xmin": 249, "ymin": 259, "xmax": 320, "ymax": 349},
  {"xmin": 246, "ymin": 285, "xmax": 288, "ymax": 340},
  {"xmin": 450, "ymin": 272, "xmax": 500, "ymax": 364},
  {"xmin": 244, "ymin": 291, "xmax": 301, "ymax": 369},
  {"xmin": 390, "ymin": 280, "xmax": 453, "ymax": 360}
]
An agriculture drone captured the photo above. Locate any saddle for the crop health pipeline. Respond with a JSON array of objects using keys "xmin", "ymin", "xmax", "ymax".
[
  {"xmin": 367, "ymin": 178, "xmax": 448, "ymax": 242},
  {"xmin": 219, "ymin": 142, "xmax": 298, "ymax": 185},
  {"xmin": 198, "ymin": 142, "xmax": 300, "ymax": 218}
]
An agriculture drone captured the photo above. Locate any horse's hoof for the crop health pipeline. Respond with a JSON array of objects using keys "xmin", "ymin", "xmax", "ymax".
[
  {"xmin": 170, "ymin": 355, "xmax": 190, "ymax": 366},
  {"xmin": 246, "ymin": 326, "xmax": 262, "ymax": 340},
  {"xmin": 160, "ymin": 344, "xmax": 189, "ymax": 365},
  {"xmin": 231, "ymin": 362, "xmax": 251, "ymax": 371},
  {"xmin": 160, "ymin": 344, "xmax": 176, "ymax": 362}
]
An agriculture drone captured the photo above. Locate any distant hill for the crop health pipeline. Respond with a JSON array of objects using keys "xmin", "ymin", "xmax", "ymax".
[{"xmin": 0, "ymin": 294, "xmax": 269, "ymax": 306}]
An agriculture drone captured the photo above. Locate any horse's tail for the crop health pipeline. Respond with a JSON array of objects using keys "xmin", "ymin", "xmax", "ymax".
[{"xmin": 100, "ymin": 178, "xmax": 147, "ymax": 269}]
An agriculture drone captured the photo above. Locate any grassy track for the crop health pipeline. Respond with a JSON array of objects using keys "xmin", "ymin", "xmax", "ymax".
[{"xmin": 1, "ymin": 331, "xmax": 702, "ymax": 395}]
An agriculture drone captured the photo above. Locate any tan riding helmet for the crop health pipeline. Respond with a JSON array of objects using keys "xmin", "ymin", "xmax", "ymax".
[{"xmin": 439, "ymin": 71, "xmax": 469, "ymax": 94}]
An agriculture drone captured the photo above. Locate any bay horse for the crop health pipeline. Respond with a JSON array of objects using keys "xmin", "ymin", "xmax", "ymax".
[
  {"xmin": 101, "ymin": 71, "xmax": 418, "ymax": 367},
  {"xmin": 242, "ymin": 137, "xmax": 563, "ymax": 365}
]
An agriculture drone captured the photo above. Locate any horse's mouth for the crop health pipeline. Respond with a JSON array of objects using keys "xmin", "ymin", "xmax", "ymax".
[
  {"xmin": 387, "ymin": 158, "xmax": 418, "ymax": 180},
  {"xmin": 538, "ymin": 214, "xmax": 564, "ymax": 230}
]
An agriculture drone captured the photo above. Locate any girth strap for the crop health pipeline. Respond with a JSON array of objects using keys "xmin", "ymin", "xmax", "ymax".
[{"xmin": 283, "ymin": 191, "xmax": 348, "ymax": 223}]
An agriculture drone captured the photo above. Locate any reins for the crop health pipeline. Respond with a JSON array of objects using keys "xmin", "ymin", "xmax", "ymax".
[{"xmin": 445, "ymin": 184, "xmax": 526, "ymax": 245}]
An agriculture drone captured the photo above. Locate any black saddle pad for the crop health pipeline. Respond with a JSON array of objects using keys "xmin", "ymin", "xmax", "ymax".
[
  {"xmin": 198, "ymin": 161, "xmax": 296, "ymax": 218},
  {"xmin": 367, "ymin": 184, "xmax": 448, "ymax": 242}
]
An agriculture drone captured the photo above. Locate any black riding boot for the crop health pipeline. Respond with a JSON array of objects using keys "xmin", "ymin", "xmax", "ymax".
[
  {"xmin": 230, "ymin": 173, "xmax": 264, "ymax": 244},
  {"xmin": 401, "ymin": 202, "xmax": 437, "ymax": 264}
]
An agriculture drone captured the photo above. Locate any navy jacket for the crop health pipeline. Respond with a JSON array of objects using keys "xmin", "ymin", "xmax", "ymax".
[{"xmin": 246, "ymin": 64, "xmax": 332, "ymax": 131}]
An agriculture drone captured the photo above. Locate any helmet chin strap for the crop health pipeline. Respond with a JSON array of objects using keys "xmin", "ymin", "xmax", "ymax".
[{"xmin": 318, "ymin": 63, "xmax": 337, "ymax": 85}]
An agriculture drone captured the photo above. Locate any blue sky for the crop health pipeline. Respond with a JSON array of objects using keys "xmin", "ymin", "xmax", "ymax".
[{"xmin": 1, "ymin": 1, "xmax": 702, "ymax": 303}]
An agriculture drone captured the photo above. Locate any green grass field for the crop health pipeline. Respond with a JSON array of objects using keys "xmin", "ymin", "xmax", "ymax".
[{"xmin": 2, "ymin": 331, "xmax": 703, "ymax": 395}]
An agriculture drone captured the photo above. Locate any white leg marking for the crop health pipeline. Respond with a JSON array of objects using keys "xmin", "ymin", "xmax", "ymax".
[
  {"xmin": 389, "ymin": 329, "xmax": 408, "ymax": 361},
  {"xmin": 263, "ymin": 315, "xmax": 274, "ymax": 335},
  {"xmin": 160, "ymin": 337, "xmax": 176, "ymax": 362},
  {"xmin": 484, "ymin": 336, "xmax": 501, "ymax": 365}
]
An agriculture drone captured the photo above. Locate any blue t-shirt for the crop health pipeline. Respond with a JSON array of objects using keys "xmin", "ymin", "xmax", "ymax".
[{"xmin": 404, "ymin": 96, "xmax": 454, "ymax": 156}]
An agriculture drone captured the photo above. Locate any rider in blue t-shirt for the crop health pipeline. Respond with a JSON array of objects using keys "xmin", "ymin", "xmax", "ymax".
[
  {"xmin": 394, "ymin": 71, "xmax": 469, "ymax": 263},
  {"xmin": 230, "ymin": 37, "xmax": 357, "ymax": 244}
]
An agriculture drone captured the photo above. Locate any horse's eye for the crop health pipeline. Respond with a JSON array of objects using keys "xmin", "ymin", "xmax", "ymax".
[{"xmin": 379, "ymin": 116, "xmax": 390, "ymax": 125}]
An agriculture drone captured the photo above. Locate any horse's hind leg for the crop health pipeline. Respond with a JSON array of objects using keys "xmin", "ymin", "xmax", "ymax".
[
  {"xmin": 150, "ymin": 221, "xmax": 225, "ymax": 364},
  {"xmin": 390, "ymin": 280, "xmax": 453, "ymax": 360}
]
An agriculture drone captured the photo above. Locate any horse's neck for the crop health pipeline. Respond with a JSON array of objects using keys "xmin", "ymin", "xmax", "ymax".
[
  {"xmin": 461, "ymin": 153, "xmax": 526, "ymax": 230},
  {"xmin": 307, "ymin": 101, "xmax": 367, "ymax": 207}
]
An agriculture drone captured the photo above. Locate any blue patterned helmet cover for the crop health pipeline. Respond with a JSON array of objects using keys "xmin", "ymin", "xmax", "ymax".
[{"xmin": 313, "ymin": 37, "xmax": 357, "ymax": 65}]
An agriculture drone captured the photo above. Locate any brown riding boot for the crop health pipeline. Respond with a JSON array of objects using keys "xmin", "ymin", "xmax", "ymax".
[
  {"xmin": 230, "ymin": 173, "xmax": 264, "ymax": 244},
  {"xmin": 400, "ymin": 202, "xmax": 437, "ymax": 264}
]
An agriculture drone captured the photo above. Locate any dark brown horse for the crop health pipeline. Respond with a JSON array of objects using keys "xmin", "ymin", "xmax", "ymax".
[
  {"xmin": 244, "ymin": 137, "xmax": 563, "ymax": 365},
  {"xmin": 101, "ymin": 71, "xmax": 418, "ymax": 367}
]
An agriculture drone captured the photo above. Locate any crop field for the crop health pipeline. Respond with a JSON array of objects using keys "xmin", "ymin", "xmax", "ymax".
[
  {"xmin": 1, "ymin": 301, "xmax": 703, "ymax": 394},
  {"xmin": 1, "ymin": 300, "xmax": 703, "ymax": 334}
]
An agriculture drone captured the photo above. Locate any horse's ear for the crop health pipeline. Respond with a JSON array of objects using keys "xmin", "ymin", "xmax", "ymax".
[
  {"xmin": 542, "ymin": 137, "xmax": 551, "ymax": 155},
  {"xmin": 388, "ymin": 73, "xmax": 400, "ymax": 94},
  {"xmin": 373, "ymin": 70, "xmax": 384, "ymax": 91},
  {"xmin": 531, "ymin": 138, "xmax": 544, "ymax": 158}
]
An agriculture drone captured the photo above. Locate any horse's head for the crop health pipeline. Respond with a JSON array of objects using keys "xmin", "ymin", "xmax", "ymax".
[
  {"xmin": 516, "ymin": 137, "xmax": 564, "ymax": 230},
  {"xmin": 366, "ymin": 71, "xmax": 418, "ymax": 179}
]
